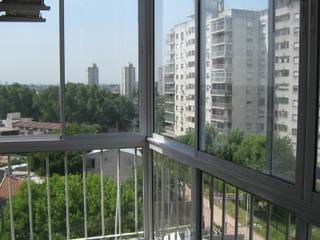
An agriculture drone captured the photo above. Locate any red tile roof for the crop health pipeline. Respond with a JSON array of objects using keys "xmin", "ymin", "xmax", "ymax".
[
  {"xmin": 13, "ymin": 120, "xmax": 60, "ymax": 130},
  {"xmin": 0, "ymin": 174, "xmax": 23, "ymax": 200}
]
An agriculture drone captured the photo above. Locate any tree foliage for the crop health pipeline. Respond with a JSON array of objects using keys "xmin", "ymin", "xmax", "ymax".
[
  {"xmin": 0, "ymin": 83, "xmax": 137, "ymax": 133},
  {"xmin": 179, "ymin": 127, "xmax": 295, "ymax": 179},
  {"xmin": 0, "ymin": 174, "xmax": 143, "ymax": 240}
]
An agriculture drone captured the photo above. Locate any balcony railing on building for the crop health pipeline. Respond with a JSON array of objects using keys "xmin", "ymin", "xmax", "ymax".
[
  {"xmin": 212, "ymin": 102, "xmax": 232, "ymax": 109},
  {"xmin": 211, "ymin": 89, "xmax": 232, "ymax": 96},
  {"xmin": 211, "ymin": 114, "xmax": 231, "ymax": 121},
  {"xmin": 211, "ymin": 50, "xmax": 232, "ymax": 59}
]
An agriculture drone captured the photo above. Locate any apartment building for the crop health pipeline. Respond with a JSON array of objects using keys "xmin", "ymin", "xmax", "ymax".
[
  {"xmin": 209, "ymin": 9, "xmax": 266, "ymax": 134},
  {"xmin": 121, "ymin": 62, "xmax": 136, "ymax": 98},
  {"xmin": 273, "ymin": 0, "xmax": 300, "ymax": 153},
  {"xmin": 88, "ymin": 63, "xmax": 99, "ymax": 85},
  {"xmin": 163, "ymin": 0, "xmax": 300, "ymax": 155},
  {"xmin": 164, "ymin": 9, "xmax": 266, "ymax": 137}
]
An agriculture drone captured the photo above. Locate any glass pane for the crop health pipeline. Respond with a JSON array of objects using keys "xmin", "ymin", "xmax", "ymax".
[
  {"xmin": 154, "ymin": 0, "xmax": 196, "ymax": 146},
  {"xmin": 65, "ymin": 0, "xmax": 139, "ymax": 135},
  {"xmin": 153, "ymin": 152, "xmax": 192, "ymax": 240},
  {"xmin": 0, "ymin": 0, "xmax": 60, "ymax": 137},
  {"xmin": 201, "ymin": 0, "xmax": 300, "ymax": 181},
  {"xmin": 312, "ymin": 226, "xmax": 320, "ymax": 240}
]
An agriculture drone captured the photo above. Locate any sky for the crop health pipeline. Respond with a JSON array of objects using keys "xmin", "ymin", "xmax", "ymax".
[{"xmin": 0, "ymin": 0, "xmax": 267, "ymax": 85}]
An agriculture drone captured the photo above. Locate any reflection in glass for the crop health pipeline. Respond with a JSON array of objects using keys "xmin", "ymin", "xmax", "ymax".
[
  {"xmin": 154, "ymin": 0, "xmax": 196, "ymax": 146},
  {"xmin": 65, "ymin": 0, "xmax": 139, "ymax": 135},
  {"xmin": 200, "ymin": 0, "xmax": 299, "ymax": 182},
  {"xmin": 153, "ymin": 152, "xmax": 192, "ymax": 240}
]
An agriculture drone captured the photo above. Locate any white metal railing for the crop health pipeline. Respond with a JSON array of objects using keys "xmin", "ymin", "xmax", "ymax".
[
  {"xmin": 1, "ymin": 148, "xmax": 143, "ymax": 240},
  {"xmin": 211, "ymin": 50, "xmax": 232, "ymax": 58}
]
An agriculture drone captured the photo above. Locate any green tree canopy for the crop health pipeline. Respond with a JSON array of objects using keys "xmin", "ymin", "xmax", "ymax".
[{"xmin": 0, "ymin": 174, "xmax": 143, "ymax": 240}]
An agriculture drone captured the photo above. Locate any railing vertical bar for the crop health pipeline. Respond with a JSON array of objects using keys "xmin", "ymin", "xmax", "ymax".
[
  {"xmin": 221, "ymin": 182, "xmax": 226, "ymax": 240},
  {"xmin": 249, "ymin": 195, "xmax": 254, "ymax": 240},
  {"xmin": 82, "ymin": 153, "xmax": 88, "ymax": 239},
  {"xmin": 64, "ymin": 152, "xmax": 70, "ymax": 240},
  {"xmin": 117, "ymin": 149, "xmax": 122, "ymax": 239},
  {"xmin": 266, "ymin": 203, "xmax": 271, "ymax": 240},
  {"xmin": 285, "ymin": 212, "xmax": 291, "ymax": 240},
  {"xmin": 209, "ymin": 177, "xmax": 214, "ymax": 240},
  {"xmin": 8, "ymin": 155, "xmax": 15, "ymax": 240},
  {"xmin": 234, "ymin": 188, "xmax": 239, "ymax": 240},
  {"xmin": 182, "ymin": 168, "xmax": 186, "ymax": 227},
  {"xmin": 27, "ymin": 157, "xmax": 34, "ymax": 240},
  {"xmin": 160, "ymin": 159, "xmax": 165, "ymax": 238},
  {"xmin": 134, "ymin": 148, "xmax": 138, "ymax": 233},
  {"xmin": 167, "ymin": 167, "xmax": 170, "ymax": 230},
  {"xmin": 100, "ymin": 149, "xmax": 105, "ymax": 238},
  {"xmin": 175, "ymin": 162, "xmax": 179, "ymax": 238},
  {"xmin": 155, "ymin": 153, "xmax": 160, "ymax": 238},
  {"xmin": 46, "ymin": 154, "xmax": 52, "ymax": 240}
]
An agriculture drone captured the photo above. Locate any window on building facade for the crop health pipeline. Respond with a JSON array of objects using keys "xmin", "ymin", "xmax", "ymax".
[{"xmin": 154, "ymin": 0, "xmax": 196, "ymax": 146}]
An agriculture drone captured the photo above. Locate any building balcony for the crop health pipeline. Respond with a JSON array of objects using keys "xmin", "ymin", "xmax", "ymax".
[
  {"xmin": 211, "ymin": 114, "xmax": 231, "ymax": 122},
  {"xmin": 211, "ymin": 50, "xmax": 232, "ymax": 59},
  {"xmin": 211, "ymin": 64, "xmax": 232, "ymax": 70},
  {"xmin": 211, "ymin": 89, "xmax": 232, "ymax": 96},
  {"xmin": 211, "ymin": 102, "xmax": 232, "ymax": 109}
]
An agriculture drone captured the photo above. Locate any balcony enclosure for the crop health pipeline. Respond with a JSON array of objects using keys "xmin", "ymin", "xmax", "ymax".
[{"xmin": 0, "ymin": 0, "xmax": 320, "ymax": 239}]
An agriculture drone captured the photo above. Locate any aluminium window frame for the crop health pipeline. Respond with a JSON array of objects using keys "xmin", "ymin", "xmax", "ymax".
[
  {"xmin": 0, "ymin": 0, "xmax": 153, "ymax": 239},
  {"xmin": 149, "ymin": 0, "xmax": 320, "ymax": 238},
  {"xmin": 0, "ymin": 0, "xmax": 320, "ymax": 239},
  {"xmin": 0, "ymin": 0, "xmax": 150, "ymax": 148}
]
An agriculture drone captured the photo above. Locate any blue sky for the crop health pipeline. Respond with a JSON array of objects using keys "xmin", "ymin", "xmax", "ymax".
[{"xmin": 0, "ymin": 0, "xmax": 266, "ymax": 85}]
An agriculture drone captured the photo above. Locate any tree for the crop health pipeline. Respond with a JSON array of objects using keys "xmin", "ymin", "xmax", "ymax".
[
  {"xmin": 154, "ymin": 96, "xmax": 166, "ymax": 133},
  {"xmin": 0, "ymin": 173, "xmax": 143, "ymax": 240},
  {"xmin": 233, "ymin": 135, "xmax": 267, "ymax": 172},
  {"xmin": 28, "ymin": 152, "xmax": 83, "ymax": 176},
  {"xmin": 272, "ymin": 136, "xmax": 295, "ymax": 180},
  {"xmin": 0, "ymin": 83, "xmax": 138, "ymax": 134},
  {"xmin": 179, "ymin": 127, "xmax": 294, "ymax": 177},
  {"xmin": 0, "ymin": 84, "xmax": 37, "ymax": 119},
  {"xmin": 32, "ymin": 86, "xmax": 60, "ymax": 122}
]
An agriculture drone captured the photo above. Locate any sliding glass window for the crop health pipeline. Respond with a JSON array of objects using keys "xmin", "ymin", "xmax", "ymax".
[
  {"xmin": 200, "ymin": 0, "xmax": 300, "ymax": 182},
  {"xmin": 154, "ymin": 0, "xmax": 196, "ymax": 146},
  {"xmin": 0, "ymin": 0, "xmax": 60, "ymax": 138},
  {"xmin": 64, "ymin": 0, "xmax": 139, "ymax": 135}
]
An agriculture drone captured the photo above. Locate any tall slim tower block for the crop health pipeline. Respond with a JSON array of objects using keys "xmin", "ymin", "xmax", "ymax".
[
  {"xmin": 121, "ymin": 63, "xmax": 136, "ymax": 97},
  {"xmin": 88, "ymin": 63, "xmax": 99, "ymax": 85}
]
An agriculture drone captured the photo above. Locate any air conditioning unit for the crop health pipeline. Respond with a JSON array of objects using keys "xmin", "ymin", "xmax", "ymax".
[{"xmin": 0, "ymin": 0, "xmax": 50, "ymax": 22}]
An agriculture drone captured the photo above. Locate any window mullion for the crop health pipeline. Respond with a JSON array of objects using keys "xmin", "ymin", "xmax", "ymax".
[{"xmin": 59, "ymin": 0, "xmax": 66, "ymax": 137}]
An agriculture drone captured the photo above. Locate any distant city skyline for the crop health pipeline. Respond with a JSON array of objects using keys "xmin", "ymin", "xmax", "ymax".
[{"xmin": 0, "ymin": 0, "xmax": 266, "ymax": 85}]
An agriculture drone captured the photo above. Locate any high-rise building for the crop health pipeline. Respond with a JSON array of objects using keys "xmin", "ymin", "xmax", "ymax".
[
  {"xmin": 163, "ymin": 0, "xmax": 300, "ymax": 156},
  {"xmin": 121, "ymin": 63, "xmax": 136, "ymax": 98},
  {"xmin": 163, "ymin": 8, "xmax": 267, "ymax": 137},
  {"xmin": 272, "ymin": 0, "xmax": 300, "ymax": 154},
  {"xmin": 88, "ymin": 63, "xmax": 99, "ymax": 85}
]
